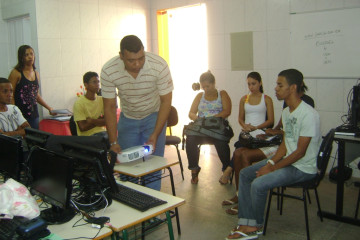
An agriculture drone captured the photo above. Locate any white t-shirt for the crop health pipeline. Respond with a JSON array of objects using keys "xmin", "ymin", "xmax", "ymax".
[
  {"xmin": 0, "ymin": 105, "xmax": 27, "ymax": 132},
  {"xmin": 100, "ymin": 52, "xmax": 174, "ymax": 120},
  {"xmin": 282, "ymin": 101, "xmax": 321, "ymax": 174}
]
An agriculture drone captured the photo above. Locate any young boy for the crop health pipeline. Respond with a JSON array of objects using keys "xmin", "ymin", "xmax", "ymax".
[
  {"xmin": 73, "ymin": 72, "xmax": 106, "ymax": 137},
  {"xmin": 0, "ymin": 78, "xmax": 30, "ymax": 137}
]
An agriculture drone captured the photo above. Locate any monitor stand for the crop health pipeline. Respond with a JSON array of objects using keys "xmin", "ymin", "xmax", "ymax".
[{"xmin": 40, "ymin": 205, "xmax": 76, "ymax": 225}]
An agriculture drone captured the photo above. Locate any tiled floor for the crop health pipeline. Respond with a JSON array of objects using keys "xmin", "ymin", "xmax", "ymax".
[
  {"xmin": 148, "ymin": 146, "xmax": 360, "ymax": 240},
  {"xmin": 112, "ymin": 145, "xmax": 360, "ymax": 240}
]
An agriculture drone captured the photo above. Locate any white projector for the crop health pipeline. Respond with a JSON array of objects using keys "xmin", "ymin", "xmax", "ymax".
[{"xmin": 117, "ymin": 144, "xmax": 154, "ymax": 163}]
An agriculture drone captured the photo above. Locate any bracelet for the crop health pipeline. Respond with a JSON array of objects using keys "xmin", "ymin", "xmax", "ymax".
[
  {"xmin": 267, "ymin": 159, "xmax": 275, "ymax": 165},
  {"xmin": 110, "ymin": 141, "xmax": 117, "ymax": 146}
]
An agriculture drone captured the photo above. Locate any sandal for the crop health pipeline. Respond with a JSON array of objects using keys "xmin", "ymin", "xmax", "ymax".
[
  {"xmin": 219, "ymin": 175, "xmax": 230, "ymax": 185},
  {"xmin": 222, "ymin": 195, "xmax": 238, "ymax": 206},
  {"xmin": 191, "ymin": 167, "xmax": 201, "ymax": 184},
  {"xmin": 225, "ymin": 206, "xmax": 238, "ymax": 215},
  {"xmin": 225, "ymin": 230, "xmax": 258, "ymax": 240}
]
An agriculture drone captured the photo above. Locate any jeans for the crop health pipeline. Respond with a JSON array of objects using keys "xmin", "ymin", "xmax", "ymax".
[
  {"xmin": 237, "ymin": 159, "xmax": 316, "ymax": 227},
  {"xmin": 26, "ymin": 117, "xmax": 39, "ymax": 129},
  {"xmin": 117, "ymin": 112, "xmax": 166, "ymax": 191},
  {"xmin": 186, "ymin": 135, "xmax": 230, "ymax": 171}
]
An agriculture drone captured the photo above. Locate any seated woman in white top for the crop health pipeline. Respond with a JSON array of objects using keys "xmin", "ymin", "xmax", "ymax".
[{"xmin": 220, "ymin": 72, "xmax": 274, "ymax": 214}]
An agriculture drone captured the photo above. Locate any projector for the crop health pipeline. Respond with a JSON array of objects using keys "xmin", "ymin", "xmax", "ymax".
[{"xmin": 117, "ymin": 144, "xmax": 154, "ymax": 163}]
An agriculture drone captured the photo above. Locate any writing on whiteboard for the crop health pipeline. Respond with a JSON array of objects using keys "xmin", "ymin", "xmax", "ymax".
[{"xmin": 302, "ymin": 29, "xmax": 342, "ymax": 65}]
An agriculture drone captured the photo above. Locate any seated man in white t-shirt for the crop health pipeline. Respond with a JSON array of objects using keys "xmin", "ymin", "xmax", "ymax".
[
  {"xmin": 0, "ymin": 78, "xmax": 30, "ymax": 137},
  {"xmin": 225, "ymin": 69, "xmax": 321, "ymax": 240}
]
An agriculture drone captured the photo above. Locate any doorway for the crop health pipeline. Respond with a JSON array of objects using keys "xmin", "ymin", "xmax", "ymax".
[{"xmin": 157, "ymin": 4, "xmax": 208, "ymax": 137}]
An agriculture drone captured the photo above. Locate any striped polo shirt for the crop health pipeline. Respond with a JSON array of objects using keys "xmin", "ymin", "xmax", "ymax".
[{"xmin": 100, "ymin": 52, "xmax": 173, "ymax": 120}]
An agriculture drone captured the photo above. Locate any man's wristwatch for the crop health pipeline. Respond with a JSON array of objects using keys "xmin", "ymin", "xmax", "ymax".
[
  {"xmin": 110, "ymin": 141, "xmax": 117, "ymax": 146},
  {"xmin": 267, "ymin": 159, "xmax": 275, "ymax": 165}
]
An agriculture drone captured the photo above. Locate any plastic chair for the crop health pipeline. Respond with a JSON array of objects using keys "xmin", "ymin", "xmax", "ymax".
[
  {"xmin": 165, "ymin": 106, "xmax": 184, "ymax": 180},
  {"xmin": 263, "ymin": 128, "xmax": 335, "ymax": 240},
  {"xmin": 69, "ymin": 115, "xmax": 77, "ymax": 136}
]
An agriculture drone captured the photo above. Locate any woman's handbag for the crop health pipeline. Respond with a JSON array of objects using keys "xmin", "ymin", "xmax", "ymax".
[
  {"xmin": 237, "ymin": 131, "xmax": 282, "ymax": 149},
  {"xmin": 183, "ymin": 117, "xmax": 234, "ymax": 142}
]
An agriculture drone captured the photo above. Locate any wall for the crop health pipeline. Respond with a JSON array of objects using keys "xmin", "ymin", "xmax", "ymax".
[
  {"xmin": 0, "ymin": 0, "xmax": 151, "ymax": 115},
  {"xmin": 35, "ymin": 0, "xmax": 151, "ymax": 114},
  {"xmin": 0, "ymin": 0, "xmax": 38, "ymax": 78},
  {"xmin": 150, "ymin": 0, "xmax": 360, "ymax": 176}
]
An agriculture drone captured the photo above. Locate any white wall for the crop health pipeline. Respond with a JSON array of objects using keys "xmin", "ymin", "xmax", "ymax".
[
  {"xmin": 150, "ymin": 0, "xmax": 360, "ymax": 176},
  {"xmin": 34, "ymin": 0, "xmax": 151, "ymax": 115},
  {"xmin": 0, "ymin": 0, "xmax": 151, "ymax": 116}
]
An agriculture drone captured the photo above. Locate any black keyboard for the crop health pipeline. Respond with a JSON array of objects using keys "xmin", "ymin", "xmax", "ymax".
[
  {"xmin": 109, "ymin": 184, "xmax": 167, "ymax": 212},
  {"xmin": 0, "ymin": 216, "xmax": 28, "ymax": 240}
]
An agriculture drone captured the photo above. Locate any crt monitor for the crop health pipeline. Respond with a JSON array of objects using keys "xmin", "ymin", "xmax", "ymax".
[
  {"xmin": 351, "ymin": 85, "xmax": 360, "ymax": 129},
  {"xmin": 61, "ymin": 142, "xmax": 116, "ymax": 211},
  {"xmin": 27, "ymin": 146, "xmax": 75, "ymax": 224},
  {"xmin": 0, "ymin": 134, "xmax": 23, "ymax": 181},
  {"xmin": 25, "ymin": 128, "xmax": 53, "ymax": 149}
]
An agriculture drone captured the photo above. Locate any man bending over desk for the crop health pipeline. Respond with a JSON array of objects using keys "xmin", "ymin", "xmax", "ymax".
[
  {"xmin": 0, "ymin": 77, "xmax": 30, "ymax": 137},
  {"xmin": 73, "ymin": 72, "xmax": 107, "ymax": 138}
]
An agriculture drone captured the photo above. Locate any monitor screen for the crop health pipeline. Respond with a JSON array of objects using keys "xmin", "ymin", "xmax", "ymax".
[
  {"xmin": 351, "ymin": 85, "xmax": 360, "ymax": 129},
  {"xmin": 61, "ymin": 142, "xmax": 116, "ymax": 211},
  {"xmin": 25, "ymin": 128, "xmax": 53, "ymax": 149},
  {"xmin": 28, "ymin": 147, "xmax": 75, "ymax": 224},
  {"xmin": 0, "ymin": 134, "xmax": 23, "ymax": 181}
]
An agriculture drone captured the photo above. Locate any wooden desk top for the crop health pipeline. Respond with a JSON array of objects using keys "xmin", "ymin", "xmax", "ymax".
[
  {"xmin": 113, "ymin": 155, "xmax": 179, "ymax": 177},
  {"xmin": 47, "ymin": 216, "xmax": 112, "ymax": 240},
  {"xmin": 96, "ymin": 181, "xmax": 185, "ymax": 232}
]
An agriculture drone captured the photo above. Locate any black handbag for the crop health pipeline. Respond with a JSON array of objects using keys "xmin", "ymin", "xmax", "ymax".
[
  {"xmin": 237, "ymin": 131, "xmax": 282, "ymax": 149},
  {"xmin": 183, "ymin": 117, "xmax": 234, "ymax": 142}
]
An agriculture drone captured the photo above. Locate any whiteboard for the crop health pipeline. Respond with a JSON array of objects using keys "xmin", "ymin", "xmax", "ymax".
[{"xmin": 290, "ymin": 8, "xmax": 360, "ymax": 78}]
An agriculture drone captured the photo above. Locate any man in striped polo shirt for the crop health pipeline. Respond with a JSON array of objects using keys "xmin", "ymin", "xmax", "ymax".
[{"xmin": 101, "ymin": 35, "xmax": 173, "ymax": 190}]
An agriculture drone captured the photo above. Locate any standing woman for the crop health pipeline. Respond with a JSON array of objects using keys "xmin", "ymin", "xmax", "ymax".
[
  {"xmin": 8, "ymin": 45, "xmax": 54, "ymax": 129},
  {"xmin": 186, "ymin": 70, "xmax": 232, "ymax": 184}
]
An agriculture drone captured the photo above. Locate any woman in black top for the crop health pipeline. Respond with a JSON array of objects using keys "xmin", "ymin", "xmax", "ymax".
[{"xmin": 8, "ymin": 45, "xmax": 54, "ymax": 129}]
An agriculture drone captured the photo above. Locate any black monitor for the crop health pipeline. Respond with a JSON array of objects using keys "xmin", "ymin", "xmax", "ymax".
[
  {"xmin": 25, "ymin": 128, "xmax": 53, "ymax": 149},
  {"xmin": 27, "ymin": 147, "xmax": 75, "ymax": 225},
  {"xmin": 351, "ymin": 85, "xmax": 360, "ymax": 130},
  {"xmin": 0, "ymin": 134, "xmax": 23, "ymax": 181},
  {"xmin": 61, "ymin": 142, "xmax": 115, "ymax": 211}
]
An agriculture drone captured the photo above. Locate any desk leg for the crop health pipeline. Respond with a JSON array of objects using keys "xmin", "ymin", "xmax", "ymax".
[
  {"xmin": 166, "ymin": 211, "xmax": 175, "ymax": 240},
  {"xmin": 336, "ymin": 140, "xmax": 345, "ymax": 216},
  {"xmin": 167, "ymin": 167, "xmax": 181, "ymax": 235},
  {"xmin": 121, "ymin": 230, "xmax": 128, "ymax": 240},
  {"xmin": 321, "ymin": 140, "xmax": 360, "ymax": 226}
]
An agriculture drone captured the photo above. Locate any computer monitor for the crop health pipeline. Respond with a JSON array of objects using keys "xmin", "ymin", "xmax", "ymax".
[
  {"xmin": 27, "ymin": 146, "xmax": 75, "ymax": 225},
  {"xmin": 0, "ymin": 134, "xmax": 23, "ymax": 181},
  {"xmin": 61, "ymin": 142, "xmax": 116, "ymax": 211},
  {"xmin": 25, "ymin": 128, "xmax": 53, "ymax": 149},
  {"xmin": 351, "ymin": 85, "xmax": 360, "ymax": 130}
]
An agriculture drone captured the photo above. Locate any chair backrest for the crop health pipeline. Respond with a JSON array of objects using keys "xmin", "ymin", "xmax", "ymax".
[
  {"xmin": 315, "ymin": 128, "xmax": 336, "ymax": 184},
  {"xmin": 69, "ymin": 115, "xmax": 77, "ymax": 136},
  {"xmin": 167, "ymin": 106, "xmax": 179, "ymax": 128}
]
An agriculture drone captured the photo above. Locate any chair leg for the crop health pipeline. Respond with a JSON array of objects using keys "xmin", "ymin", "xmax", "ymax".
[
  {"xmin": 263, "ymin": 189, "xmax": 273, "ymax": 236},
  {"xmin": 306, "ymin": 189, "xmax": 312, "ymax": 204},
  {"xmin": 356, "ymin": 193, "xmax": 360, "ymax": 219},
  {"xmin": 314, "ymin": 188, "xmax": 323, "ymax": 222},
  {"xmin": 302, "ymin": 188, "xmax": 311, "ymax": 240},
  {"xmin": 280, "ymin": 187, "xmax": 285, "ymax": 215},
  {"xmin": 229, "ymin": 168, "xmax": 234, "ymax": 185},
  {"xmin": 175, "ymin": 145, "xmax": 184, "ymax": 180}
]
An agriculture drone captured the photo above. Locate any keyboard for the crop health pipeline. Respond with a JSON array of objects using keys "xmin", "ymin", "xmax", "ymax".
[
  {"xmin": 109, "ymin": 184, "xmax": 167, "ymax": 212},
  {"xmin": 0, "ymin": 216, "xmax": 28, "ymax": 240}
]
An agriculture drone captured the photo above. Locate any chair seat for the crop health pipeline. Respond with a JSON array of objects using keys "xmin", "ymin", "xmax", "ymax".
[{"xmin": 166, "ymin": 136, "xmax": 181, "ymax": 145}]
